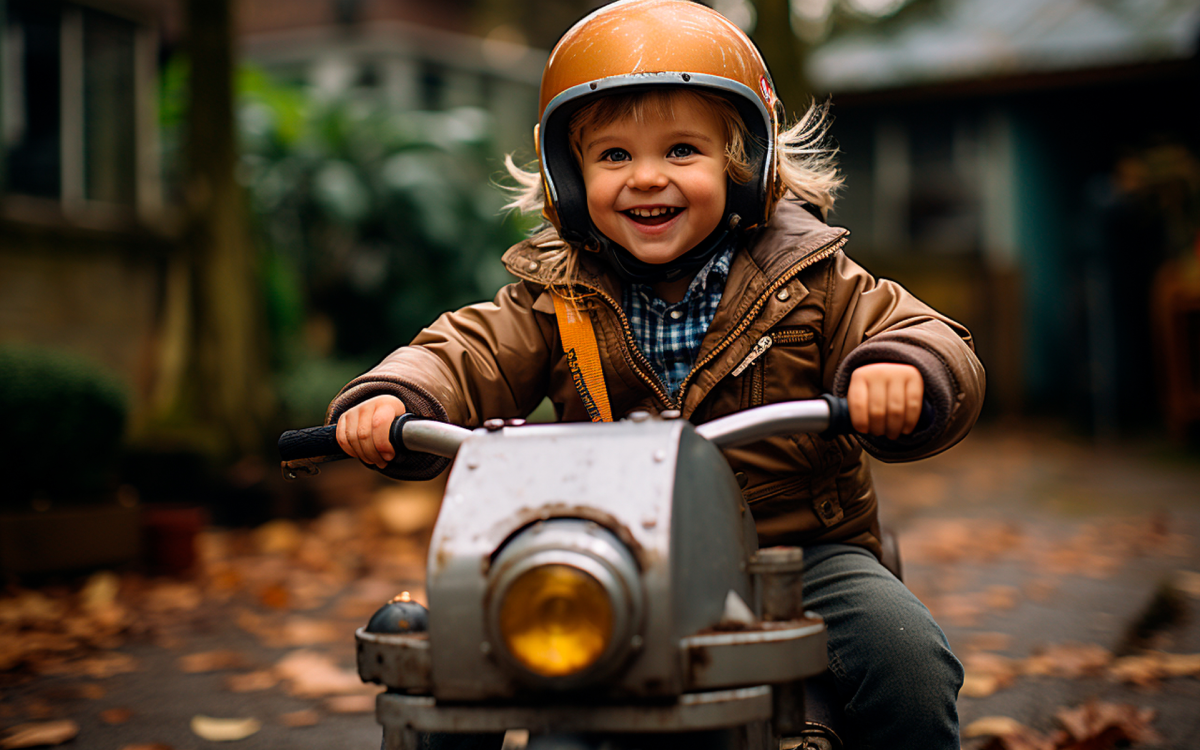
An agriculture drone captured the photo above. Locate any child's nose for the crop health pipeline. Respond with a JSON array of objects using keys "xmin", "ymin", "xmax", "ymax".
[{"xmin": 626, "ymin": 161, "xmax": 669, "ymax": 190}]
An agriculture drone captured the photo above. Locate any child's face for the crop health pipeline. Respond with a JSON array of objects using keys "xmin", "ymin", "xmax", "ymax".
[{"xmin": 578, "ymin": 96, "xmax": 728, "ymax": 268}]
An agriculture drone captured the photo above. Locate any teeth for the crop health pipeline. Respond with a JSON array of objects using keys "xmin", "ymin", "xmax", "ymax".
[{"xmin": 628, "ymin": 207, "xmax": 679, "ymax": 218}]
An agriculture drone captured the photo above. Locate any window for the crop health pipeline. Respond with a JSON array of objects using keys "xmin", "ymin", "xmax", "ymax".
[{"xmin": 2, "ymin": 0, "xmax": 156, "ymax": 216}]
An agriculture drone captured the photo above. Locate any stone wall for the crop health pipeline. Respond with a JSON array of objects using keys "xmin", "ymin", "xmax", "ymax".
[{"xmin": 0, "ymin": 221, "xmax": 175, "ymax": 426}]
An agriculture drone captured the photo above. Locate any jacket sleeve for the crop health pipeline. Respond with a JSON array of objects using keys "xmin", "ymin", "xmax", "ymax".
[
  {"xmin": 819, "ymin": 251, "xmax": 985, "ymax": 462},
  {"xmin": 325, "ymin": 280, "xmax": 557, "ymax": 479}
]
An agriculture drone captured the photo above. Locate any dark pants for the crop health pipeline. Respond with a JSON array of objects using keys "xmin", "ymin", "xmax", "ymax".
[{"xmin": 802, "ymin": 544, "xmax": 963, "ymax": 750}]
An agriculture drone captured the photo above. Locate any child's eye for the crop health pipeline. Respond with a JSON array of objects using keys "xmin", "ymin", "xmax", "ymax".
[
  {"xmin": 600, "ymin": 148, "xmax": 630, "ymax": 163},
  {"xmin": 669, "ymin": 144, "xmax": 698, "ymax": 158}
]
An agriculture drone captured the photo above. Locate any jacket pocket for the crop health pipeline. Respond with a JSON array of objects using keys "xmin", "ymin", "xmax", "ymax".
[
  {"xmin": 770, "ymin": 325, "xmax": 818, "ymax": 347},
  {"xmin": 760, "ymin": 325, "xmax": 822, "ymax": 407}
]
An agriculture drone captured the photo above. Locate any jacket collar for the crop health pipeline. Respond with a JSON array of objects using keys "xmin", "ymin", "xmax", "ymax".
[
  {"xmin": 740, "ymin": 196, "xmax": 849, "ymax": 283},
  {"xmin": 501, "ymin": 197, "xmax": 847, "ymax": 297}
]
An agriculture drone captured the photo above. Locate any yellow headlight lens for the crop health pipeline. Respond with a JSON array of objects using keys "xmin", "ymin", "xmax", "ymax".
[{"xmin": 498, "ymin": 564, "xmax": 614, "ymax": 677}]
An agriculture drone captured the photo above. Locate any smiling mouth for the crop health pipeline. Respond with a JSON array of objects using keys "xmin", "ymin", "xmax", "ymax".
[{"xmin": 624, "ymin": 206, "xmax": 682, "ymax": 226}]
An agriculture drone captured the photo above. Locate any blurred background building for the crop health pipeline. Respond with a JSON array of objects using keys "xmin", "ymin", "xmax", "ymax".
[
  {"xmin": 809, "ymin": 0, "xmax": 1200, "ymax": 437},
  {"xmin": 0, "ymin": 0, "xmax": 1198, "ymax": 572}
]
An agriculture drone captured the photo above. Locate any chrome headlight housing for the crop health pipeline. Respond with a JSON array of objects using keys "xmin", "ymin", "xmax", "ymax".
[{"xmin": 486, "ymin": 518, "xmax": 643, "ymax": 688}]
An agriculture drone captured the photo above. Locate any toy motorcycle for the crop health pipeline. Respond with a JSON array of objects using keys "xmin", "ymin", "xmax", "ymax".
[{"xmin": 280, "ymin": 396, "xmax": 867, "ymax": 750}]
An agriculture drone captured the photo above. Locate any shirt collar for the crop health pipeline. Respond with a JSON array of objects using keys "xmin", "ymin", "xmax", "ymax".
[{"xmin": 629, "ymin": 241, "xmax": 736, "ymax": 305}]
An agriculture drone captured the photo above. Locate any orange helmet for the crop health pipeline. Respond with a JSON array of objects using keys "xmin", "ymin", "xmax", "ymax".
[{"xmin": 535, "ymin": 0, "xmax": 783, "ymax": 282}]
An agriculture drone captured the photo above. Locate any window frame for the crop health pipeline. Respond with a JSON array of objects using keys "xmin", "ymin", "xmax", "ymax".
[{"xmin": 0, "ymin": 0, "xmax": 162, "ymax": 230}]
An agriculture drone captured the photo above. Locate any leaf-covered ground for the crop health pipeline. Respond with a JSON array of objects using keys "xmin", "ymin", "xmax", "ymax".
[{"xmin": 1, "ymin": 424, "xmax": 1198, "ymax": 749}]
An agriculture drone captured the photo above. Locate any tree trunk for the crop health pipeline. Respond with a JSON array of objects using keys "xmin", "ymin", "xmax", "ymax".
[
  {"xmin": 751, "ymin": 0, "xmax": 813, "ymax": 121},
  {"xmin": 157, "ymin": 0, "xmax": 270, "ymax": 458}
]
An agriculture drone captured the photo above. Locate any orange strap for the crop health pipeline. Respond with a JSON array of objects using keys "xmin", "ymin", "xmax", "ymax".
[{"xmin": 552, "ymin": 293, "xmax": 613, "ymax": 423}]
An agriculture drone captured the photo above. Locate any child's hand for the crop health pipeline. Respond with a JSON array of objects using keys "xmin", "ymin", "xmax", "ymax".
[
  {"xmin": 336, "ymin": 395, "xmax": 407, "ymax": 469},
  {"xmin": 846, "ymin": 363, "xmax": 924, "ymax": 440}
]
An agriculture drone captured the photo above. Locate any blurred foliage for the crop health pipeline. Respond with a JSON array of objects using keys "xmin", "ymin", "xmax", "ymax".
[
  {"xmin": 162, "ymin": 59, "xmax": 533, "ymax": 426},
  {"xmin": 0, "ymin": 346, "xmax": 129, "ymax": 507}
]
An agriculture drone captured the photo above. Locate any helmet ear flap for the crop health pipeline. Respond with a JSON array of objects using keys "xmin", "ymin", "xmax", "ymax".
[{"xmin": 534, "ymin": 123, "xmax": 563, "ymax": 229}]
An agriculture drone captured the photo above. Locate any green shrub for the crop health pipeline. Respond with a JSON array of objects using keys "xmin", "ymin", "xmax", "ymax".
[{"xmin": 0, "ymin": 345, "xmax": 128, "ymax": 507}]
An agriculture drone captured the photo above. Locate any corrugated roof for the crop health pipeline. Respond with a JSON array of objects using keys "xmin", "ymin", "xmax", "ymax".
[{"xmin": 808, "ymin": 0, "xmax": 1200, "ymax": 92}]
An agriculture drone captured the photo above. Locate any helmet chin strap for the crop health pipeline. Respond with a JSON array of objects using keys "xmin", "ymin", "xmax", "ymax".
[{"xmin": 593, "ymin": 212, "xmax": 742, "ymax": 285}]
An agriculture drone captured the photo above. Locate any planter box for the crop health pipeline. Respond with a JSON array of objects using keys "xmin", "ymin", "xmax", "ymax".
[{"xmin": 0, "ymin": 502, "xmax": 141, "ymax": 574}]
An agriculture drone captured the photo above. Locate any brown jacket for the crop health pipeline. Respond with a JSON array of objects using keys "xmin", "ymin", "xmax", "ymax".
[{"xmin": 328, "ymin": 197, "xmax": 986, "ymax": 558}]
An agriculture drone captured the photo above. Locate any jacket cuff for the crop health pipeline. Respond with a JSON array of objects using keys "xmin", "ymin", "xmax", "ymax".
[
  {"xmin": 326, "ymin": 375, "xmax": 453, "ymax": 481},
  {"xmin": 832, "ymin": 338, "xmax": 956, "ymax": 461}
]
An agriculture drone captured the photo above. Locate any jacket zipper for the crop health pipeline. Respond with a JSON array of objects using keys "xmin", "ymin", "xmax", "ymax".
[
  {"xmin": 771, "ymin": 328, "xmax": 816, "ymax": 345},
  {"xmin": 732, "ymin": 324, "xmax": 818, "ymax": 377},
  {"xmin": 581, "ymin": 287, "xmax": 676, "ymax": 408},
  {"xmin": 732, "ymin": 335, "xmax": 773, "ymax": 377},
  {"xmin": 676, "ymin": 235, "xmax": 848, "ymax": 405}
]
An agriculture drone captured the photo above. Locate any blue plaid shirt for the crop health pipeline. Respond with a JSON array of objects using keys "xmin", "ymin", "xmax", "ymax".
[{"xmin": 622, "ymin": 245, "xmax": 736, "ymax": 399}]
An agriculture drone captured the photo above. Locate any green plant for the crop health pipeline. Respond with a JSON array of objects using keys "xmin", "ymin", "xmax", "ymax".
[
  {"xmin": 162, "ymin": 59, "xmax": 534, "ymax": 426},
  {"xmin": 0, "ymin": 346, "xmax": 129, "ymax": 507}
]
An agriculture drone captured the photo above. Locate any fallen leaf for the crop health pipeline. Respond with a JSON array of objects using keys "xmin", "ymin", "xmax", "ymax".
[
  {"xmin": 225, "ymin": 670, "xmax": 279, "ymax": 692},
  {"xmin": 374, "ymin": 487, "xmax": 440, "ymax": 535},
  {"xmin": 190, "ymin": 715, "xmax": 262, "ymax": 742},
  {"xmin": 1054, "ymin": 700, "xmax": 1161, "ymax": 746},
  {"xmin": 1108, "ymin": 654, "xmax": 1163, "ymax": 686},
  {"xmin": 254, "ymin": 519, "xmax": 304, "ymax": 555},
  {"xmin": 280, "ymin": 709, "xmax": 320, "ymax": 728},
  {"xmin": 274, "ymin": 649, "xmax": 372, "ymax": 697},
  {"xmin": 1158, "ymin": 651, "xmax": 1200, "ymax": 677},
  {"xmin": 235, "ymin": 609, "xmax": 282, "ymax": 641},
  {"xmin": 282, "ymin": 617, "xmax": 340, "ymax": 646},
  {"xmin": 1022, "ymin": 642, "xmax": 1111, "ymax": 678},
  {"xmin": 258, "ymin": 583, "xmax": 291, "ymax": 610},
  {"xmin": 0, "ymin": 592, "xmax": 66, "ymax": 627},
  {"xmin": 963, "ymin": 716, "xmax": 1028, "ymax": 739},
  {"xmin": 179, "ymin": 650, "xmax": 248, "ymax": 673},
  {"xmin": 325, "ymin": 693, "xmax": 377, "ymax": 713},
  {"xmin": 1108, "ymin": 651, "xmax": 1200, "ymax": 685},
  {"xmin": 961, "ymin": 671, "xmax": 1005, "ymax": 698},
  {"xmin": 79, "ymin": 571, "xmax": 121, "ymax": 611},
  {"xmin": 931, "ymin": 593, "xmax": 984, "ymax": 627},
  {"xmin": 0, "ymin": 720, "xmax": 80, "ymax": 749},
  {"xmin": 100, "ymin": 707, "xmax": 133, "ymax": 724},
  {"xmin": 984, "ymin": 585, "xmax": 1021, "ymax": 611},
  {"xmin": 143, "ymin": 582, "xmax": 202, "ymax": 612},
  {"xmin": 961, "ymin": 652, "xmax": 1019, "ymax": 698}
]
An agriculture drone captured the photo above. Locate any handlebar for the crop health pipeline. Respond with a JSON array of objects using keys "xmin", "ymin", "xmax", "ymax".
[
  {"xmin": 278, "ymin": 414, "xmax": 473, "ymax": 479},
  {"xmin": 695, "ymin": 394, "xmax": 853, "ymax": 448},
  {"xmin": 278, "ymin": 395, "xmax": 899, "ymax": 479}
]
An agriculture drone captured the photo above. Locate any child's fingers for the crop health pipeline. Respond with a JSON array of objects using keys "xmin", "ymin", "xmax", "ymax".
[
  {"xmin": 371, "ymin": 401, "xmax": 403, "ymax": 464},
  {"xmin": 335, "ymin": 408, "xmax": 355, "ymax": 457},
  {"xmin": 353, "ymin": 407, "xmax": 389, "ymax": 468},
  {"xmin": 866, "ymin": 379, "xmax": 888, "ymax": 436},
  {"xmin": 901, "ymin": 374, "xmax": 924, "ymax": 435},
  {"xmin": 885, "ymin": 378, "xmax": 907, "ymax": 440},
  {"xmin": 847, "ymin": 374, "xmax": 871, "ymax": 433}
]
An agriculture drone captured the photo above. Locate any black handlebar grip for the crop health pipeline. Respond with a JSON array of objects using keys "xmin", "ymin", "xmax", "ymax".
[
  {"xmin": 278, "ymin": 424, "xmax": 345, "ymax": 462},
  {"xmin": 819, "ymin": 394, "xmax": 854, "ymax": 437}
]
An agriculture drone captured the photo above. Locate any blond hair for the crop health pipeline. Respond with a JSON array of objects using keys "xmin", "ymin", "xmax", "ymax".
[{"xmin": 501, "ymin": 91, "xmax": 841, "ymax": 289}]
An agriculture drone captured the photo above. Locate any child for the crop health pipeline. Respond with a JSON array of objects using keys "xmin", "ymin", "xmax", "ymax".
[{"xmin": 330, "ymin": 1, "xmax": 985, "ymax": 747}]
